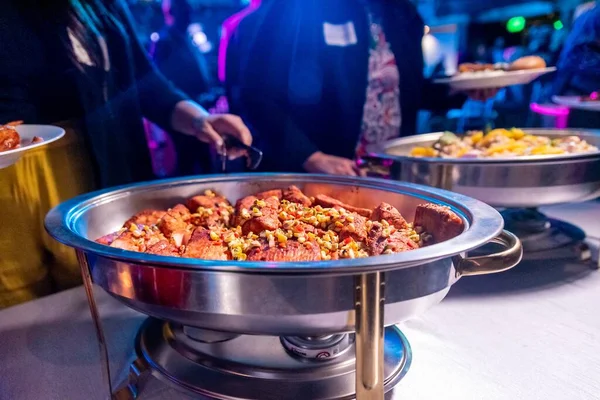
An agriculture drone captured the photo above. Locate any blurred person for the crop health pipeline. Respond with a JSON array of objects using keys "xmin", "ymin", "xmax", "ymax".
[
  {"xmin": 152, "ymin": 0, "xmax": 214, "ymax": 175},
  {"xmin": 491, "ymin": 37, "xmax": 506, "ymax": 64},
  {"xmin": 0, "ymin": 0, "xmax": 252, "ymax": 308},
  {"xmin": 553, "ymin": 2, "xmax": 600, "ymax": 128},
  {"xmin": 226, "ymin": 0, "xmax": 492, "ymax": 175}
]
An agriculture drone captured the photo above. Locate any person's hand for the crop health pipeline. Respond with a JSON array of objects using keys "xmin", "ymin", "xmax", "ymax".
[
  {"xmin": 303, "ymin": 152, "xmax": 362, "ymax": 176},
  {"xmin": 171, "ymin": 100, "xmax": 252, "ymax": 158},
  {"xmin": 192, "ymin": 114, "xmax": 252, "ymax": 154}
]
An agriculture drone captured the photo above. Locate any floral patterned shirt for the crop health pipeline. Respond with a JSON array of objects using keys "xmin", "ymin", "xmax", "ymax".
[{"xmin": 356, "ymin": 13, "xmax": 401, "ymax": 158}]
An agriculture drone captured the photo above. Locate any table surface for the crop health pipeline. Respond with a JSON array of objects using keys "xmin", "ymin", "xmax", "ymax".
[{"xmin": 1, "ymin": 202, "xmax": 600, "ymax": 400}]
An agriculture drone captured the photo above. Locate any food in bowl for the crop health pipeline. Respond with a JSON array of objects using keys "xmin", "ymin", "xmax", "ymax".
[
  {"xmin": 96, "ymin": 186, "xmax": 464, "ymax": 261},
  {"xmin": 507, "ymin": 55, "xmax": 546, "ymax": 71},
  {"xmin": 456, "ymin": 56, "xmax": 547, "ymax": 76},
  {"xmin": 409, "ymin": 129, "xmax": 599, "ymax": 159},
  {"xmin": 0, "ymin": 121, "xmax": 43, "ymax": 152}
]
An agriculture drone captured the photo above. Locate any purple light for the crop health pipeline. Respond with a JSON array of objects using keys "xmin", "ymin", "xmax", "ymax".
[
  {"xmin": 590, "ymin": 92, "xmax": 599, "ymax": 100},
  {"xmin": 530, "ymin": 103, "xmax": 570, "ymax": 129},
  {"xmin": 218, "ymin": 0, "xmax": 262, "ymax": 82},
  {"xmin": 150, "ymin": 32, "xmax": 160, "ymax": 42}
]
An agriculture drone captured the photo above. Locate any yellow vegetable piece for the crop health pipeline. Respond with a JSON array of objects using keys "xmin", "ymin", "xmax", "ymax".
[
  {"xmin": 510, "ymin": 128, "xmax": 526, "ymax": 139},
  {"xmin": 530, "ymin": 145, "xmax": 565, "ymax": 155},
  {"xmin": 410, "ymin": 147, "xmax": 437, "ymax": 157},
  {"xmin": 470, "ymin": 131, "xmax": 483, "ymax": 144}
]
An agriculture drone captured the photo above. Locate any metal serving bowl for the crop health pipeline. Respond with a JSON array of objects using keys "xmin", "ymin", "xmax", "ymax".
[
  {"xmin": 45, "ymin": 174, "xmax": 521, "ymax": 336},
  {"xmin": 363, "ymin": 129, "xmax": 600, "ymax": 208}
]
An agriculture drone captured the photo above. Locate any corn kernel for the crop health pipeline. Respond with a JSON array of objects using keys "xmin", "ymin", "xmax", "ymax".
[
  {"xmin": 276, "ymin": 231, "xmax": 287, "ymax": 243},
  {"xmin": 209, "ymin": 231, "xmax": 220, "ymax": 241}
]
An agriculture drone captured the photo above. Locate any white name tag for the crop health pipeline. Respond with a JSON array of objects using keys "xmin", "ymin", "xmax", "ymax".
[{"xmin": 323, "ymin": 22, "xmax": 357, "ymax": 47}]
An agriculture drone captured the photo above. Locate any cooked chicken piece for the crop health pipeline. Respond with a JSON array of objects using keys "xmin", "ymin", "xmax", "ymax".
[
  {"xmin": 283, "ymin": 185, "xmax": 312, "ymax": 206},
  {"xmin": 413, "ymin": 204, "xmax": 464, "ymax": 244},
  {"xmin": 313, "ymin": 194, "xmax": 373, "ymax": 217},
  {"xmin": 367, "ymin": 222, "xmax": 418, "ymax": 255},
  {"xmin": 338, "ymin": 212, "xmax": 369, "ymax": 243},
  {"xmin": 157, "ymin": 204, "xmax": 192, "ymax": 247},
  {"xmin": 183, "ymin": 227, "xmax": 230, "ymax": 260},
  {"xmin": 147, "ymin": 239, "xmax": 180, "ymax": 257},
  {"xmin": 246, "ymin": 240, "xmax": 321, "ymax": 261},
  {"xmin": 96, "ymin": 232, "xmax": 121, "ymax": 246},
  {"xmin": 371, "ymin": 203, "xmax": 408, "ymax": 230},
  {"xmin": 187, "ymin": 193, "xmax": 233, "ymax": 227},
  {"xmin": 124, "ymin": 209, "xmax": 166, "ymax": 228},
  {"xmin": 255, "ymin": 189, "xmax": 283, "ymax": 200},
  {"xmin": 109, "ymin": 224, "xmax": 165, "ymax": 252},
  {"xmin": 187, "ymin": 191, "xmax": 231, "ymax": 210},
  {"xmin": 238, "ymin": 196, "xmax": 281, "ymax": 235},
  {"xmin": 0, "ymin": 125, "xmax": 20, "ymax": 151}
]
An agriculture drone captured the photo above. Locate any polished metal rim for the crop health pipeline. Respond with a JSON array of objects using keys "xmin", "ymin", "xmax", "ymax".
[
  {"xmin": 369, "ymin": 129, "xmax": 600, "ymax": 165},
  {"xmin": 45, "ymin": 173, "xmax": 503, "ymax": 275}
]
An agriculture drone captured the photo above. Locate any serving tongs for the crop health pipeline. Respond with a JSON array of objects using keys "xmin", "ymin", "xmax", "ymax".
[{"xmin": 220, "ymin": 136, "xmax": 263, "ymax": 172}]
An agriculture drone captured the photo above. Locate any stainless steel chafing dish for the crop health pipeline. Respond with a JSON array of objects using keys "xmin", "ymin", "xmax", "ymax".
[
  {"xmin": 45, "ymin": 174, "xmax": 522, "ymax": 399},
  {"xmin": 362, "ymin": 129, "xmax": 600, "ymax": 208}
]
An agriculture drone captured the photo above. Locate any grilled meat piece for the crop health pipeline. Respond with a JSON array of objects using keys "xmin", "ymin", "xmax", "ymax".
[
  {"xmin": 0, "ymin": 125, "xmax": 20, "ymax": 151},
  {"xmin": 147, "ymin": 239, "xmax": 180, "ymax": 257},
  {"xmin": 183, "ymin": 227, "xmax": 230, "ymax": 260},
  {"xmin": 239, "ymin": 196, "xmax": 281, "ymax": 235},
  {"xmin": 371, "ymin": 203, "xmax": 408, "ymax": 230},
  {"xmin": 338, "ymin": 213, "xmax": 369, "ymax": 242},
  {"xmin": 187, "ymin": 193, "xmax": 228, "ymax": 210},
  {"xmin": 246, "ymin": 240, "xmax": 321, "ymax": 261},
  {"xmin": 96, "ymin": 232, "xmax": 121, "ymax": 246},
  {"xmin": 367, "ymin": 222, "xmax": 418, "ymax": 255},
  {"xmin": 124, "ymin": 210, "xmax": 166, "ymax": 228},
  {"xmin": 255, "ymin": 189, "xmax": 283, "ymax": 200},
  {"xmin": 109, "ymin": 225, "xmax": 165, "ymax": 252},
  {"xmin": 157, "ymin": 204, "xmax": 192, "ymax": 247},
  {"xmin": 413, "ymin": 204, "xmax": 464, "ymax": 244},
  {"xmin": 283, "ymin": 186, "xmax": 312, "ymax": 206},
  {"xmin": 187, "ymin": 194, "xmax": 233, "ymax": 227},
  {"xmin": 313, "ymin": 194, "xmax": 373, "ymax": 217}
]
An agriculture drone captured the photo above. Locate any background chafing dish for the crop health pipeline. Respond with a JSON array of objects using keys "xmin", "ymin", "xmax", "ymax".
[
  {"xmin": 363, "ymin": 129, "xmax": 600, "ymax": 208},
  {"xmin": 45, "ymin": 174, "xmax": 522, "ymax": 400}
]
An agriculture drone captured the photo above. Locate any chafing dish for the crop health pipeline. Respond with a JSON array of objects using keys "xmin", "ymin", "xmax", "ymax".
[
  {"xmin": 363, "ymin": 129, "xmax": 600, "ymax": 208},
  {"xmin": 45, "ymin": 174, "xmax": 522, "ymax": 399}
]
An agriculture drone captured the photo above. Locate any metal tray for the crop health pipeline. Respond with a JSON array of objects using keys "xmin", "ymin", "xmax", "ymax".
[{"xmin": 364, "ymin": 129, "xmax": 600, "ymax": 208}]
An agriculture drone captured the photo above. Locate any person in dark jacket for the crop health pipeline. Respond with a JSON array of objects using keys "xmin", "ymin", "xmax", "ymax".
[
  {"xmin": 226, "ymin": 0, "xmax": 483, "ymax": 175},
  {"xmin": 152, "ymin": 0, "xmax": 214, "ymax": 175},
  {"xmin": 553, "ymin": 3, "xmax": 600, "ymax": 128},
  {"xmin": 0, "ymin": 0, "xmax": 251, "ymax": 307}
]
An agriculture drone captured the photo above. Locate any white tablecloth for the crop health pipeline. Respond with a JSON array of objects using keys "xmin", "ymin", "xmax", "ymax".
[{"xmin": 1, "ymin": 202, "xmax": 599, "ymax": 400}]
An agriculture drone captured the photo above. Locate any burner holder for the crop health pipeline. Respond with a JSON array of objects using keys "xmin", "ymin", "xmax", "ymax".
[
  {"xmin": 76, "ymin": 251, "xmax": 392, "ymax": 400},
  {"xmin": 500, "ymin": 208, "xmax": 596, "ymax": 266}
]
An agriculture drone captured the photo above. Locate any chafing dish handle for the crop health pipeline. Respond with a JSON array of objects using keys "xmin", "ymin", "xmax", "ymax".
[{"xmin": 455, "ymin": 230, "xmax": 523, "ymax": 276}]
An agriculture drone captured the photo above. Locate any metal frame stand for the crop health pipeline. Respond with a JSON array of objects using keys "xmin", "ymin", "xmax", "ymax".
[
  {"xmin": 77, "ymin": 251, "xmax": 148, "ymax": 400},
  {"xmin": 354, "ymin": 272, "xmax": 386, "ymax": 400},
  {"xmin": 79, "ymin": 250, "xmax": 389, "ymax": 400}
]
